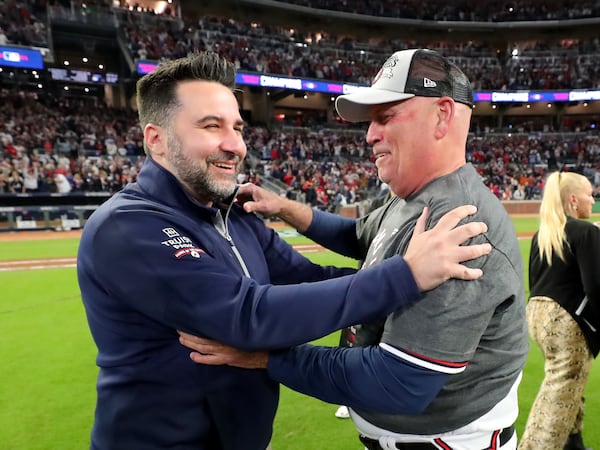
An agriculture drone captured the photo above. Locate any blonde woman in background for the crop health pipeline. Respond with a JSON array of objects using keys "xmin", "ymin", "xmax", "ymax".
[{"xmin": 520, "ymin": 171, "xmax": 600, "ymax": 450}]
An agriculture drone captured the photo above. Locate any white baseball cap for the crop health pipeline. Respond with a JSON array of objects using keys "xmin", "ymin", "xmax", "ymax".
[{"xmin": 335, "ymin": 48, "xmax": 474, "ymax": 122}]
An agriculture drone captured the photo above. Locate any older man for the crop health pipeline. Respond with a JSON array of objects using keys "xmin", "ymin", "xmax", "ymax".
[{"xmin": 180, "ymin": 49, "xmax": 528, "ymax": 449}]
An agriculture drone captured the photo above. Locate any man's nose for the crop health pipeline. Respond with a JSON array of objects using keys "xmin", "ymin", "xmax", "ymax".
[
  {"xmin": 222, "ymin": 130, "xmax": 246, "ymax": 158},
  {"xmin": 366, "ymin": 122, "xmax": 381, "ymax": 146}
]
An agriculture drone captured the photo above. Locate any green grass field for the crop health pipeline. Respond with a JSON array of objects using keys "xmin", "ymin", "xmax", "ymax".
[{"xmin": 1, "ymin": 215, "xmax": 599, "ymax": 449}]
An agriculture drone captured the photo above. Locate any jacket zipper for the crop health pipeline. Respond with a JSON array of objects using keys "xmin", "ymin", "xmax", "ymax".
[{"xmin": 213, "ymin": 207, "xmax": 251, "ymax": 278}]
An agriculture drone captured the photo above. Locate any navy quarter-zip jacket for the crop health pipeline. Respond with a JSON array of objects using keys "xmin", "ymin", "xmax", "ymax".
[{"xmin": 77, "ymin": 157, "xmax": 421, "ymax": 450}]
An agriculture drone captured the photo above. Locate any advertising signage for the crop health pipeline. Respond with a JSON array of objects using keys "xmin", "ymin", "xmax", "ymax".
[
  {"xmin": 473, "ymin": 90, "xmax": 600, "ymax": 103},
  {"xmin": 136, "ymin": 61, "xmax": 600, "ymax": 103},
  {"xmin": 136, "ymin": 60, "xmax": 158, "ymax": 74},
  {"xmin": 0, "ymin": 46, "xmax": 44, "ymax": 70},
  {"xmin": 236, "ymin": 72, "xmax": 357, "ymax": 95},
  {"xmin": 48, "ymin": 68, "xmax": 119, "ymax": 84},
  {"xmin": 136, "ymin": 61, "xmax": 364, "ymax": 96}
]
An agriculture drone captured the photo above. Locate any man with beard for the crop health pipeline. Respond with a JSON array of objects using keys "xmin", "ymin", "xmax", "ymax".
[{"xmin": 77, "ymin": 51, "xmax": 492, "ymax": 450}]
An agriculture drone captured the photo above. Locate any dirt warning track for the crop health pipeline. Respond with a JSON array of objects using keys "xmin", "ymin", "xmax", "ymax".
[
  {"xmin": 0, "ymin": 230, "xmax": 325, "ymax": 272},
  {"xmin": 0, "ymin": 228, "xmax": 534, "ymax": 272}
]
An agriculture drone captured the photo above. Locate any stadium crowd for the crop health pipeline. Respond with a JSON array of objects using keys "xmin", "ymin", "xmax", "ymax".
[
  {"xmin": 1, "ymin": 1, "xmax": 600, "ymax": 212},
  {"xmin": 1, "ymin": 91, "xmax": 599, "ymax": 213},
  {"xmin": 272, "ymin": 0, "xmax": 600, "ymax": 21},
  {"xmin": 0, "ymin": 0, "xmax": 48, "ymax": 48},
  {"xmin": 118, "ymin": 11, "xmax": 600, "ymax": 90},
  {"xmin": 4, "ymin": 1, "xmax": 600, "ymax": 90}
]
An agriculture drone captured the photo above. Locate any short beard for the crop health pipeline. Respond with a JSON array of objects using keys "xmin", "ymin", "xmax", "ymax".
[{"xmin": 166, "ymin": 132, "xmax": 239, "ymax": 204}]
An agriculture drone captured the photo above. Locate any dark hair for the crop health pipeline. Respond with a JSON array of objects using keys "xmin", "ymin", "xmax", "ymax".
[{"xmin": 136, "ymin": 52, "xmax": 236, "ymax": 131}]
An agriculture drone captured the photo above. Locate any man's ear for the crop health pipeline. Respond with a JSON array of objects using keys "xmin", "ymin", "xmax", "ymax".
[
  {"xmin": 144, "ymin": 123, "xmax": 165, "ymax": 157},
  {"xmin": 434, "ymin": 97, "xmax": 454, "ymax": 139}
]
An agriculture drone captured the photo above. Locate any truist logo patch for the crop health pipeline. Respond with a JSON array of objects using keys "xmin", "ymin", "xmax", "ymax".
[
  {"xmin": 160, "ymin": 227, "xmax": 205, "ymax": 259},
  {"xmin": 162, "ymin": 227, "xmax": 179, "ymax": 238}
]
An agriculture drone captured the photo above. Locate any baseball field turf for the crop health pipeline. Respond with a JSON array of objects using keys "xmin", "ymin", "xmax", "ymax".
[{"xmin": 0, "ymin": 215, "xmax": 598, "ymax": 449}]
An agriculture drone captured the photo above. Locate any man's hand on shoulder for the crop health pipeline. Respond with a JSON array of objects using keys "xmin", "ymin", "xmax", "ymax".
[
  {"xmin": 237, "ymin": 183, "xmax": 313, "ymax": 232},
  {"xmin": 404, "ymin": 205, "xmax": 492, "ymax": 292},
  {"xmin": 237, "ymin": 183, "xmax": 285, "ymax": 217}
]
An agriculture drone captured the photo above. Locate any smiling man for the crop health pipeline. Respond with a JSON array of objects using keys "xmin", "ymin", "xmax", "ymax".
[
  {"xmin": 76, "ymin": 51, "xmax": 493, "ymax": 450},
  {"xmin": 179, "ymin": 49, "xmax": 529, "ymax": 450}
]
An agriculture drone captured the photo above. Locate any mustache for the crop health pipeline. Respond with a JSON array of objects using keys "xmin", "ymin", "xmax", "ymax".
[{"xmin": 205, "ymin": 153, "xmax": 242, "ymax": 165}]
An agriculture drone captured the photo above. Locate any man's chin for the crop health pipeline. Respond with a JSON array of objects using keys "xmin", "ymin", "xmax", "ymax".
[
  {"xmin": 211, "ymin": 182, "xmax": 237, "ymax": 203},
  {"xmin": 376, "ymin": 171, "xmax": 390, "ymax": 185}
]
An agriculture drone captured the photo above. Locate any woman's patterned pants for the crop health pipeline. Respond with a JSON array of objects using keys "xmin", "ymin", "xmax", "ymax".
[{"xmin": 518, "ymin": 297, "xmax": 592, "ymax": 450}]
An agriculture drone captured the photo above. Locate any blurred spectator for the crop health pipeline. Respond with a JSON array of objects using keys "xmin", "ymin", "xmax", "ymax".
[
  {"xmin": 23, "ymin": 164, "xmax": 39, "ymax": 193},
  {"xmin": 54, "ymin": 172, "xmax": 72, "ymax": 193},
  {"xmin": 7, "ymin": 168, "xmax": 24, "ymax": 193}
]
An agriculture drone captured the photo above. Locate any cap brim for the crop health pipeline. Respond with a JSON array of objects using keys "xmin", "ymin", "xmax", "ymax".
[{"xmin": 335, "ymin": 89, "xmax": 415, "ymax": 122}]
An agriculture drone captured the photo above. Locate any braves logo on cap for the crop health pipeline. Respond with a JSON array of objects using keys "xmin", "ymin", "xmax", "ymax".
[
  {"xmin": 381, "ymin": 54, "xmax": 398, "ymax": 70},
  {"xmin": 372, "ymin": 54, "xmax": 398, "ymax": 85}
]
